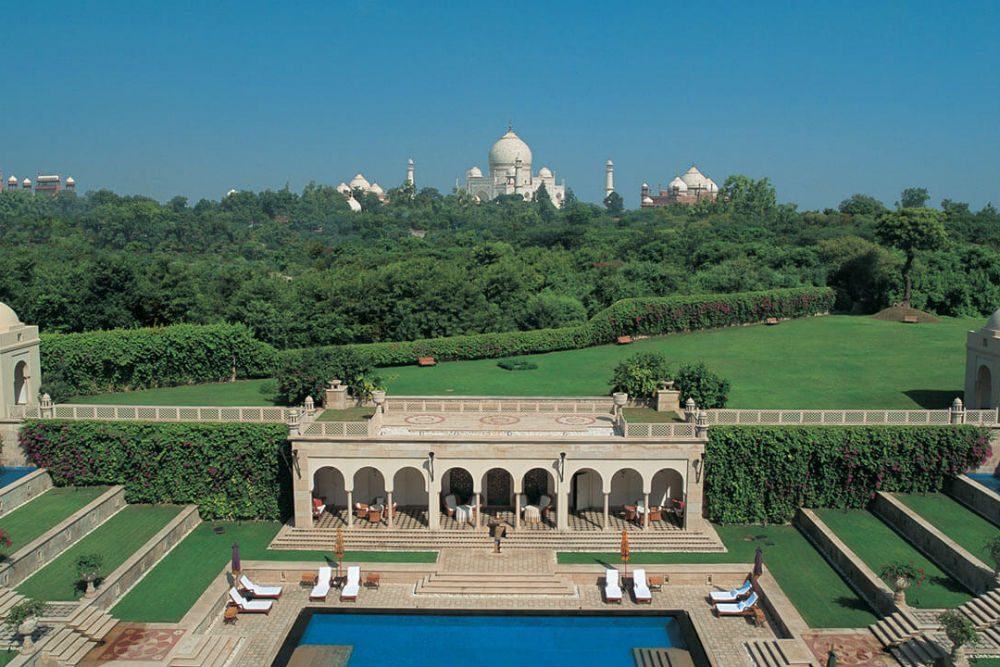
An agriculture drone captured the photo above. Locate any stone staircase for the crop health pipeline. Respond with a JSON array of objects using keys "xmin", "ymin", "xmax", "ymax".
[
  {"xmin": 890, "ymin": 635, "xmax": 948, "ymax": 667},
  {"xmin": 36, "ymin": 604, "xmax": 118, "ymax": 666},
  {"xmin": 65, "ymin": 604, "xmax": 117, "ymax": 641},
  {"xmin": 271, "ymin": 526, "xmax": 725, "ymax": 553},
  {"xmin": 744, "ymin": 639, "xmax": 818, "ymax": 667},
  {"xmin": 633, "ymin": 646, "xmax": 700, "ymax": 666},
  {"xmin": 169, "ymin": 635, "xmax": 241, "ymax": 667},
  {"xmin": 0, "ymin": 587, "xmax": 25, "ymax": 617},
  {"xmin": 414, "ymin": 572, "xmax": 576, "ymax": 596},
  {"xmin": 958, "ymin": 588, "xmax": 1000, "ymax": 628},
  {"xmin": 868, "ymin": 610, "xmax": 922, "ymax": 648}
]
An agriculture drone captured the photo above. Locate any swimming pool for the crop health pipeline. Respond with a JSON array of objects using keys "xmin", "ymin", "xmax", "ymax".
[
  {"xmin": 0, "ymin": 467, "xmax": 35, "ymax": 490},
  {"xmin": 284, "ymin": 610, "xmax": 701, "ymax": 667},
  {"xmin": 968, "ymin": 472, "xmax": 1000, "ymax": 493}
]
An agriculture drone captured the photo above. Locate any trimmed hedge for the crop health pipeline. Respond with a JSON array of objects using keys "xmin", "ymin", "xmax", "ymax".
[
  {"xmin": 704, "ymin": 425, "xmax": 993, "ymax": 524},
  {"xmin": 300, "ymin": 287, "xmax": 834, "ymax": 367},
  {"xmin": 20, "ymin": 420, "xmax": 291, "ymax": 520},
  {"xmin": 41, "ymin": 323, "xmax": 277, "ymax": 397}
]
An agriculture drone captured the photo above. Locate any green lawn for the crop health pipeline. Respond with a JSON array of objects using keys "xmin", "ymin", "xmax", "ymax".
[
  {"xmin": 317, "ymin": 407, "xmax": 375, "ymax": 421},
  {"xmin": 558, "ymin": 524, "xmax": 877, "ymax": 628},
  {"xmin": 0, "ymin": 487, "xmax": 109, "ymax": 558},
  {"xmin": 17, "ymin": 505, "xmax": 183, "ymax": 601},
  {"xmin": 895, "ymin": 493, "xmax": 999, "ymax": 565},
  {"xmin": 622, "ymin": 408, "xmax": 683, "ymax": 423},
  {"xmin": 379, "ymin": 316, "xmax": 975, "ymax": 408},
  {"xmin": 112, "ymin": 521, "xmax": 436, "ymax": 623},
  {"xmin": 815, "ymin": 509, "xmax": 972, "ymax": 608},
  {"xmin": 0, "ymin": 651, "xmax": 14, "ymax": 666},
  {"xmin": 71, "ymin": 379, "xmax": 275, "ymax": 406}
]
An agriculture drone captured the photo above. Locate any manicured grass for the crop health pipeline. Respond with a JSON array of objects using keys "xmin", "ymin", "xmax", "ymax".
[
  {"xmin": 17, "ymin": 505, "xmax": 183, "ymax": 601},
  {"xmin": 895, "ymin": 493, "xmax": 1000, "ymax": 565},
  {"xmin": 113, "ymin": 521, "xmax": 436, "ymax": 623},
  {"xmin": 558, "ymin": 524, "xmax": 877, "ymax": 628},
  {"xmin": 0, "ymin": 651, "xmax": 14, "ymax": 666},
  {"xmin": 622, "ymin": 408, "xmax": 683, "ymax": 423},
  {"xmin": 0, "ymin": 487, "xmax": 109, "ymax": 558},
  {"xmin": 71, "ymin": 379, "xmax": 275, "ymax": 406},
  {"xmin": 317, "ymin": 407, "xmax": 375, "ymax": 421},
  {"xmin": 815, "ymin": 509, "xmax": 972, "ymax": 608},
  {"xmin": 380, "ymin": 316, "xmax": 975, "ymax": 408}
]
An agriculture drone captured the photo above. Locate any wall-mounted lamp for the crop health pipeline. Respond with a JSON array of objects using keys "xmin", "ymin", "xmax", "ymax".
[
  {"xmin": 693, "ymin": 458, "xmax": 703, "ymax": 483},
  {"xmin": 558, "ymin": 452, "xmax": 566, "ymax": 482},
  {"xmin": 428, "ymin": 451, "xmax": 435, "ymax": 482}
]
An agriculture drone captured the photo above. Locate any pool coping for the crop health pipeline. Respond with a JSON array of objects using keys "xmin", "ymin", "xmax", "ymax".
[{"xmin": 269, "ymin": 606, "xmax": 711, "ymax": 667}]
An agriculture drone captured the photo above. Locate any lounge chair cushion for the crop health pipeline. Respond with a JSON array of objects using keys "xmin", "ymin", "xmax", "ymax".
[
  {"xmin": 604, "ymin": 568, "xmax": 622, "ymax": 601},
  {"xmin": 709, "ymin": 579, "xmax": 753, "ymax": 602},
  {"xmin": 310, "ymin": 566, "xmax": 332, "ymax": 600},
  {"xmin": 633, "ymin": 569, "xmax": 652, "ymax": 602},
  {"xmin": 240, "ymin": 574, "xmax": 282, "ymax": 598}
]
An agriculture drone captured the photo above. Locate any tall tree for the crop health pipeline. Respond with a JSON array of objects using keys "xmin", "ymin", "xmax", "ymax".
[
  {"xmin": 721, "ymin": 175, "xmax": 777, "ymax": 218},
  {"xmin": 838, "ymin": 193, "xmax": 887, "ymax": 216},
  {"xmin": 899, "ymin": 187, "xmax": 929, "ymax": 209},
  {"xmin": 603, "ymin": 191, "xmax": 624, "ymax": 215},
  {"xmin": 875, "ymin": 207, "xmax": 947, "ymax": 307}
]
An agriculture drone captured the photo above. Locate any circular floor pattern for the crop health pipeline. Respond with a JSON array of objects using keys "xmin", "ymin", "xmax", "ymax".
[
  {"xmin": 404, "ymin": 414, "xmax": 445, "ymax": 424},
  {"xmin": 99, "ymin": 628, "xmax": 185, "ymax": 661},
  {"xmin": 555, "ymin": 415, "xmax": 597, "ymax": 426},
  {"xmin": 479, "ymin": 414, "xmax": 520, "ymax": 426}
]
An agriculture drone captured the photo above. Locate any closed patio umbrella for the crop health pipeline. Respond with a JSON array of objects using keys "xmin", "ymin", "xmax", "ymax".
[
  {"xmin": 826, "ymin": 646, "xmax": 837, "ymax": 667},
  {"xmin": 753, "ymin": 546, "xmax": 763, "ymax": 579},
  {"xmin": 231, "ymin": 542, "xmax": 240, "ymax": 576},
  {"xmin": 335, "ymin": 527, "xmax": 345, "ymax": 579},
  {"xmin": 620, "ymin": 530, "xmax": 630, "ymax": 580}
]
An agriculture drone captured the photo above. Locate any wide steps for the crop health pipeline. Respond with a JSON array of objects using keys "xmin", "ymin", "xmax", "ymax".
[
  {"xmin": 869, "ymin": 611, "xmax": 921, "ymax": 648},
  {"xmin": 170, "ymin": 635, "xmax": 240, "ymax": 667},
  {"xmin": 745, "ymin": 639, "xmax": 818, "ymax": 667},
  {"xmin": 415, "ymin": 572, "xmax": 576, "ymax": 596},
  {"xmin": 0, "ymin": 587, "xmax": 26, "ymax": 616},
  {"xmin": 959, "ymin": 589, "xmax": 1000, "ymax": 629},
  {"xmin": 66, "ymin": 604, "xmax": 117, "ymax": 641},
  {"xmin": 633, "ymin": 646, "xmax": 696, "ymax": 667},
  {"xmin": 41, "ymin": 627, "xmax": 97, "ymax": 667},
  {"xmin": 891, "ymin": 636, "xmax": 948, "ymax": 667}
]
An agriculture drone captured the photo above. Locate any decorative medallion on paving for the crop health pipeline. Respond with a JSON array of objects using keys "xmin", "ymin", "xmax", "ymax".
[
  {"xmin": 404, "ymin": 414, "xmax": 445, "ymax": 424},
  {"xmin": 479, "ymin": 415, "xmax": 520, "ymax": 425},
  {"xmin": 555, "ymin": 415, "xmax": 596, "ymax": 426},
  {"xmin": 98, "ymin": 627, "xmax": 185, "ymax": 662},
  {"xmin": 803, "ymin": 632, "xmax": 892, "ymax": 667}
]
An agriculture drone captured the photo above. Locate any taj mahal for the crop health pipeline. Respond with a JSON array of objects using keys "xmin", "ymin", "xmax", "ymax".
[{"xmin": 465, "ymin": 125, "xmax": 568, "ymax": 207}]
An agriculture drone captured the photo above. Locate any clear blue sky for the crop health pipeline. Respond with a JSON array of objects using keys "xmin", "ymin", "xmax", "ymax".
[{"xmin": 2, "ymin": 1, "xmax": 998, "ymax": 210}]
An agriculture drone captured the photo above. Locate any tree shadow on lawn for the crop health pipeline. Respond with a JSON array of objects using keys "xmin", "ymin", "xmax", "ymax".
[
  {"xmin": 903, "ymin": 389, "xmax": 964, "ymax": 409},
  {"xmin": 832, "ymin": 595, "xmax": 874, "ymax": 613}
]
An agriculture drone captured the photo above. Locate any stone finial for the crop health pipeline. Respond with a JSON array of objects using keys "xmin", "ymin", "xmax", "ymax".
[
  {"xmin": 40, "ymin": 393, "xmax": 52, "ymax": 408},
  {"xmin": 286, "ymin": 408, "xmax": 300, "ymax": 435},
  {"xmin": 950, "ymin": 397, "xmax": 966, "ymax": 425},
  {"xmin": 695, "ymin": 410, "xmax": 710, "ymax": 437},
  {"xmin": 685, "ymin": 397, "xmax": 697, "ymax": 423},
  {"xmin": 304, "ymin": 395, "xmax": 315, "ymax": 416}
]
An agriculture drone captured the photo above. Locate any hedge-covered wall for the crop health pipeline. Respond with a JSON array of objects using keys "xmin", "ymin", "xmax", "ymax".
[
  {"xmin": 303, "ymin": 287, "xmax": 835, "ymax": 367},
  {"xmin": 19, "ymin": 420, "xmax": 291, "ymax": 520},
  {"xmin": 41, "ymin": 323, "xmax": 277, "ymax": 397},
  {"xmin": 704, "ymin": 425, "xmax": 993, "ymax": 524}
]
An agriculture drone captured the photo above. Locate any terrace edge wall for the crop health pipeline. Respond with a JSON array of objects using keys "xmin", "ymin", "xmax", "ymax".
[
  {"xmin": 871, "ymin": 492, "xmax": 994, "ymax": 595},
  {"xmin": 795, "ymin": 508, "xmax": 896, "ymax": 617},
  {"xmin": 0, "ymin": 486, "xmax": 126, "ymax": 587},
  {"xmin": 0, "ymin": 419, "xmax": 28, "ymax": 466},
  {"xmin": 946, "ymin": 475, "xmax": 1000, "ymax": 527},
  {"xmin": 0, "ymin": 468, "xmax": 51, "ymax": 516},
  {"xmin": 91, "ymin": 504, "xmax": 201, "ymax": 611}
]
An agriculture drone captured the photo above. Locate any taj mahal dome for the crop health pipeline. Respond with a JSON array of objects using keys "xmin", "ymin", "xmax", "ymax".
[{"xmin": 465, "ymin": 126, "xmax": 567, "ymax": 207}]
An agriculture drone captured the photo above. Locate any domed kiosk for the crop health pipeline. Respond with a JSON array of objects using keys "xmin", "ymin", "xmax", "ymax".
[{"xmin": 965, "ymin": 309, "xmax": 1000, "ymax": 409}]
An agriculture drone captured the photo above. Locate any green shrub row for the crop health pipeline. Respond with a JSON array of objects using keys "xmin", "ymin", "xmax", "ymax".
[
  {"xmin": 303, "ymin": 287, "xmax": 835, "ymax": 368},
  {"xmin": 704, "ymin": 425, "xmax": 993, "ymax": 524},
  {"xmin": 19, "ymin": 420, "xmax": 292, "ymax": 520},
  {"xmin": 41, "ymin": 323, "xmax": 277, "ymax": 398}
]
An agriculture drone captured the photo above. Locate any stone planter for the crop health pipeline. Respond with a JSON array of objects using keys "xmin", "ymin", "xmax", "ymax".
[
  {"xmin": 893, "ymin": 576, "xmax": 910, "ymax": 604},
  {"xmin": 84, "ymin": 578, "xmax": 97, "ymax": 598},
  {"xmin": 612, "ymin": 392, "xmax": 628, "ymax": 408},
  {"xmin": 18, "ymin": 617, "xmax": 37, "ymax": 654}
]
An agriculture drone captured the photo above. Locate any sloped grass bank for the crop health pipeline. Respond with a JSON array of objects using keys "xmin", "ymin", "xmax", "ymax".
[
  {"xmin": 0, "ymin": 487, "xmax": 109, "ymax": 558},
  {"xmin": 895, "ymin": 493, "xmax": 999, "ymax": 565}
]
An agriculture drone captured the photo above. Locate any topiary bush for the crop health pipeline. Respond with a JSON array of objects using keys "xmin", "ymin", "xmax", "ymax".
[
  {"xmin": 610, "ymin": 352, "xmax": 673, "ymax": 399},
  {"xmin": 704, "ymin": 425, "xmax": 992, "ymax": 524},
  {"xmin": 20, "ymin": 420, "xmax": 292, "ymax": 520},
  {"xmin": 272, "ymin": 346, "xmax": 379, "ymax": 406},
  {"xmin": 497, "ymin": 359, "xmax": 539, "ymax": 371},
  {"xmin": 673, "ymin": 362, "xmax": 730, "ymax": 408}
]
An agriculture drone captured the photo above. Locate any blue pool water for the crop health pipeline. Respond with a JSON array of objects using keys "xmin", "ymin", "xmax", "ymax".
[
  {"xmin": 0, "ymin": 467, "xmax": 34, "ymax": 490},
  {"xmin": 299, "ymin": 613, "xmax": 688, "ymax": 667},
  {"xmin": 968, "ymin": 473, "xmax": 1000, "ymax": 493}
]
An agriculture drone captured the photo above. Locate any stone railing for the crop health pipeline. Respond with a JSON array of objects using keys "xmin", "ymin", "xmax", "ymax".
[
  {"xmin": 701, "ymin": 408, "xmax": 999, "ymax": 427},
  {"xmin": 385, "ymin": 396, "xmax": 615, "ymax": 414},
  {"xmin": 11, "ymin": 403, "xmax": 289, "ymax": 423},
  {"xmin": 301, "ymin": 420, "xmax": 373, "ymax": 437},
  {"xmin": 624, "ymin": 422, "xmax": 699, "ymax": 438},
  {"xmin": 946, "ymin": 475, "xmax": 1000, "ymax": 527},
  {"xmin": 0, "ymin": 468, "xmax": 51, "ymax": 516}
]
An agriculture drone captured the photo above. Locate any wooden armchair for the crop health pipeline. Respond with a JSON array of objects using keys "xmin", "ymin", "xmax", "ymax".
[
  {"xmin": 367, "ymin": 508, "xmax": 383, "ymax": 523},
  {"xmin": 647, "ymin": 506, "xmax": 662, "ymax": 522},
  {"xmin": 354, "ymin": 503, "xmax": 369, "ymax": 518}
]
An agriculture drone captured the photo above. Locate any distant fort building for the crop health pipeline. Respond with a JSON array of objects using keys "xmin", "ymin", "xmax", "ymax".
[
  {"xmin": 640, "ymin": 166, "xmax": 718, "ymax": 207},
  {"xmin": 465, "ymin": 126, "xmax": 566, "ymax": 207},
  {"xmin": 3, "ymin": 173, "xmax": 75, "ymax": 195}
]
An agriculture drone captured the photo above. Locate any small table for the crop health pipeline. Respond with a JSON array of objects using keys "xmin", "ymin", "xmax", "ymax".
[
  {"xmin": 300, "ymin": 572, "xmax": 318, "ymax": 587},
  {"xmin": 223, "ymin": 604, "xmax": 238, "ymax": 625},
  {"xmin": 524, "ymin": 505, "xmax": 541, "ymax": 524},
  {"xmin": 365, "ymin": 573, "xmax": 381, "ymax": 589},
  {"xmin": 648, "ymin": 576, "xmax": 663, "ymax": 591},
  {"xmin": 752, "ymin": 607, "xmax": 766, "ymax": 628}
]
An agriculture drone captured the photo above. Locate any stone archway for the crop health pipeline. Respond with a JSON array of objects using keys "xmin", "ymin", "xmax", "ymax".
[
  {"xmin": 570, "ymin": 468, "xmax": 603, "ymax": 512},
  {"xmin": 441, "ymin": 468, "xmax": 473, "ymax": 504},
  {"xmin": 482, "ymin": 468, "xmax": 513, "ymax": 507},
  {"xmin": 353, "ymin": 467, "xmax": 386, "ymax": 507},
  {"xmin": 313, "ymin": 467, "xmax": 347, "ymax": 507},
  {"xmin": 609, "ymin": 468, "xmax": 643, "ymax": 508},
  {"xmin": 976, "ymin": 365, "xmax": 994, "ymax": 409},
  {"xmin": 13, "ymin": 361, "xmax": 27, "ymax": 405}
]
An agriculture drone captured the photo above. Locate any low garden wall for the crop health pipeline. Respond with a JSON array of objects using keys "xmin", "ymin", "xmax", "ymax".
[
  {"xmin": 90, "ymin": 504, "xmax": 201, "ymax": 611},
  {"xmin": 795, "ymin": 508, "xmax": 896, "ymax": 617},
  {"xmin": 0, "ymin": 486, "xmax": 126, "ymax": 588},
  {"xmin": 0, "ymin": 468, "xmax": 51, "ymax": 516},
  {"xmin": 946, "ymin": 475, "xmax": 1000, "ymax": 527},
  {"xmin": 871, "ymin": 492, "xmax": 994, "ymax": 594}
]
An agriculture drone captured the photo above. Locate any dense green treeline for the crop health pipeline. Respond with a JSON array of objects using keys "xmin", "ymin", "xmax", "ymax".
[{"xmin": 1, "ymin": 180, "xmax": 998, "ymax": 349}]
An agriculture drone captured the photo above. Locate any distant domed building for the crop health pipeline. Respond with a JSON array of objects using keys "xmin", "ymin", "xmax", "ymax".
[
  {"xmin": 335, "ymin": 160, "xmax": 413, "ymax": 211},
  {"xmin": 640, "ymin": 166, "xmax": 719, "ymax": 207},
  {"xmin": 465, "ymin": 125, "xmax": 566, "ymax": 207}
]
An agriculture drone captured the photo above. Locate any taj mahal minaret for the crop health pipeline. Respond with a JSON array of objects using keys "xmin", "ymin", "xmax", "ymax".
[{"xmin": 605, "ymin": 160, "xmax": 615, "ymax": 198}]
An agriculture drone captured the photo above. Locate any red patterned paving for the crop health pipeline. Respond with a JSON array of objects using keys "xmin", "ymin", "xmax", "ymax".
[
  {"xmin": 97, "ymin": 626, "xmax": 185, "ymax": 662},
  {"xmin": 802, "ymin": 631, "xmax": 894, "ymax": 667}
]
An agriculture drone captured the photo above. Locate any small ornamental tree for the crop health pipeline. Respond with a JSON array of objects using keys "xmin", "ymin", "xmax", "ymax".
[
  {"xmin": 880, "ymin": 561, "xmax": 925, "ymax": 603},
  {"xmin": 76, "ymin": 554, "xmax": 103, "ymax": 597},
  {"xmin": 938, "ymin": 609, "xmax": 977, "ymax": 666},
  {"xmin": 874, "ymin": 207, "xmax": 947, "ymax": 307},
  {"xmin": 5, "ymin": 599, "xmax": 47, "ymax": 653},
  {"xmin": 610, "ymin": 353, "xmax": 672, "ymax": 399},
  {"xmin": 673, "ymin": 362, "xmax": 730, "ymax": 408}
]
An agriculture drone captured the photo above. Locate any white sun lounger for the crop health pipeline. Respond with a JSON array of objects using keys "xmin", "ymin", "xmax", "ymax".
[
  {"xmin": 239, "ymin": 574, "xmax": 282, "ymax": 599},
  {"xmin": 341, "ymin": 566, "xmax": 360, "ymax": 601},
  {"xmin": 310, "ymin": 566, "xmax": 332, "ymax": 601},
  {"xmin": 633, "ymin": 569, "xmax": 652, "ymax": 604},
  {"xmin": 604, "ymin": 568, "xmax": 622, "ymax": 603},
  {"xmin": 709, "ymin": 579, "xmax": 753, "ymax": 603},
  {"xmin": 715, "ymin": 591, "xmax": 759, "ymax": 616},
  {"xmin": 229, "ymin": 587, "xmax": 273, "ymax": 613}
]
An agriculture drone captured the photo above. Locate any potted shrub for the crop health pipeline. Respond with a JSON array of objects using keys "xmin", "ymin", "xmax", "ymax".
[
  {"xmin": 879, "ymin": 561, "xmax": 925, "ymax": 604},
  {"xmin": 985, "ymin": 535, "xmax": 1000, "ymax": 584},
  {"xmin": 76, "ymin": 554, "xmax": 103, "ymax": 598},
  {"xmin": 5, "ymin": 599, "xmax": 47, "ymax": 654},
  {"xmin": 938, "ymin": 609, "xmax": 978, "ymax": 667}
]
